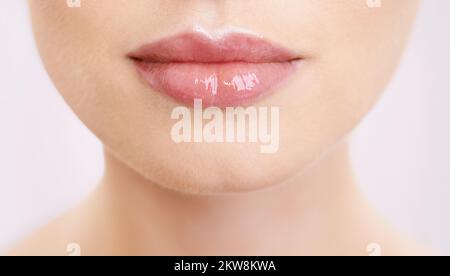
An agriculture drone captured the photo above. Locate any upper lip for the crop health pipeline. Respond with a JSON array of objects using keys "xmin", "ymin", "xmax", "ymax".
[{"xmin": 127, "ymin": 32, "xmax": 301, "ymax": 64}]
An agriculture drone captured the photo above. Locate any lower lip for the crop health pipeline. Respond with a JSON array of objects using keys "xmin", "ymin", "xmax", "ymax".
[{"xmin": 134, "ymin": 60, "xmax": 299, "ymax": 107}]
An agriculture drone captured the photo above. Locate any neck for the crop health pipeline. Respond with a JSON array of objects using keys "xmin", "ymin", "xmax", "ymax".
[{"xmin": 89, "ymin": 140, "xmax": 376, "ymax": 255}]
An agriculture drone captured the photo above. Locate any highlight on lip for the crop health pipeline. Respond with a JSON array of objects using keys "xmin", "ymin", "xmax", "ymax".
[{"xmin": 128, "ymin": 31, "xmax": 301, "ymax": 107}]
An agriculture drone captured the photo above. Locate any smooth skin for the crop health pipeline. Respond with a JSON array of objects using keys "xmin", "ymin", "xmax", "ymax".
[{"xmin": 10, "ymin": 0, "xmax": 424, "ymax": 255}]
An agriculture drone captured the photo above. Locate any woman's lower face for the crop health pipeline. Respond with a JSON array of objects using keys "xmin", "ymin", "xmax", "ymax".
[{"xmin": 29, "ymin": 0, "xmax": 420, "ymax": 193}]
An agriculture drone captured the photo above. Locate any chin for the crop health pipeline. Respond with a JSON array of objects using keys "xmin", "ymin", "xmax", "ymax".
[{"xmin": 110, "ymin": 141, "xmax": 307, "ymax": 194}]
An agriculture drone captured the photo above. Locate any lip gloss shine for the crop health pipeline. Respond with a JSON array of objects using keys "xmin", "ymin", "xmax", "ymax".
[{"xmin": 129, "ymin": 31, "xmax": 301, "ymax": 107}]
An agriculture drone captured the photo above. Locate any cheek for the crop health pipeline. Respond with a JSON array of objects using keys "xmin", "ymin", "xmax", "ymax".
[
  {"xmin": 278, "ymin": 1, "xmax": 420, "ymax": 165},
  {"xmin": 29, "ymin": 2, "xmax": 137, "ymax": 133},
  {"xmin": 315, "ymin": 1, "xmax": 420, "ymax": 118}
]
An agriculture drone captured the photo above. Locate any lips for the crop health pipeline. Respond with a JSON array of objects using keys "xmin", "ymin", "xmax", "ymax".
[{"xmin": 129, "ymin": 32, "xmax": 300, "ymax": 107}]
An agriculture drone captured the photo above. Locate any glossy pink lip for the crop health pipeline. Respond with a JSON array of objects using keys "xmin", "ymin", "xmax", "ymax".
[{"xmin": 129, "ymin": 32, "xmax": 301, "ymax": 107}]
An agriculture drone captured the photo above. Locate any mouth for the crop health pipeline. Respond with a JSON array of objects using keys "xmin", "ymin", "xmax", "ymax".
[{"xmin": 128, "ymin": 31, "xmax": 301, "ymax": 107}]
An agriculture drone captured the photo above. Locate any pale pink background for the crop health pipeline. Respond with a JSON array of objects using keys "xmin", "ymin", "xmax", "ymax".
[{"xmin": 0, "ymin": 1, "xmax": 449, "ymax": 254}]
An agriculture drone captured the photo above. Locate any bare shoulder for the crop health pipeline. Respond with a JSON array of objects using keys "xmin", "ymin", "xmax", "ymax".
[
  {"xmin": 7, "ymin": 197, "xmax": 122, "ymax": 256},
  {"xmin": 7, "ymin": 208, "xmax": 84, "ymax": 256}
]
